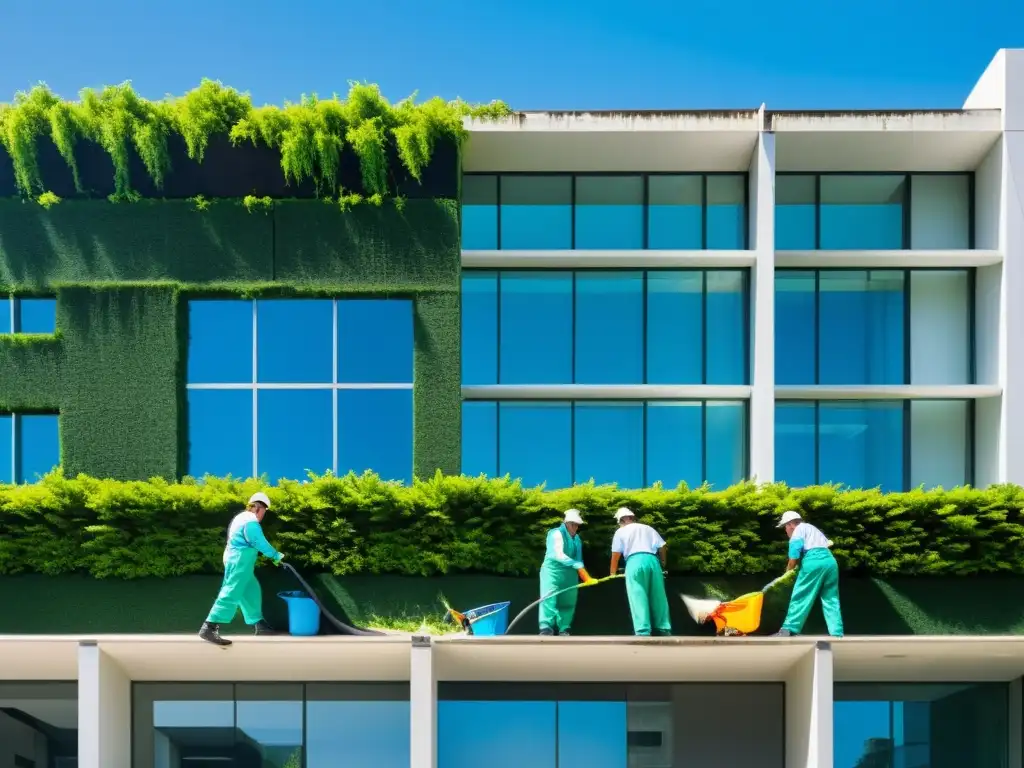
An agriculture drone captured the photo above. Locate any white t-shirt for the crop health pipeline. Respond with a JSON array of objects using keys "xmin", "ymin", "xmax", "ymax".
[
  {"xmin": 611, "ymin": 522, "xmax": 666, "ymax": 560},
  {"xmin": 790, "ymin": 522, "xmax": 833, "ymax": 557}
]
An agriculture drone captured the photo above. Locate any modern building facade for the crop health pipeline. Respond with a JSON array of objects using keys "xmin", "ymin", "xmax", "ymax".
[{"xmin": 3, "ymin": 48, "xmax": 1024, "ymax": 768}]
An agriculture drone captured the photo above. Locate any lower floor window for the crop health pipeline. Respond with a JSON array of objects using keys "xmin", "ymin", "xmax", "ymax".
[
  {"xmin": 186, "ymin": 388, "xmax": 413, "ymax": 484},
  {"xmin": 462, "ymin": 400, "xmax": 747, "ymax": 490},
  {"xmin": 0, "ymin": 412, "xmax": 60, "ymax": 484},
  {"xmin": 133, "ymin": 682, "xmax": 409, "ymax": 768},
  {"xmin": 775, "ymin": 399, "xmax": 973, "ymax": 492},
  {"xmin": 0, "ymin": 682, "xmax": 77, "ymax": 766}
]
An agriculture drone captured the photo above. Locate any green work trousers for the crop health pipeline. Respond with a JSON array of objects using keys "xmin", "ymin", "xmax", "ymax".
[
  {"xmin": 539, "ymin": 563, "xmax": 579, "ymax": 633},
  {"xmin": 206, "ymin": 548, "xmax": 264, "ymax": 625},
  {"xmin": 781, "ymin": 548, "xmax": 844, "ymax": 636},
  {"xmin": 625, "ymin": 553, "xmax": 672, "ymax": 636}
]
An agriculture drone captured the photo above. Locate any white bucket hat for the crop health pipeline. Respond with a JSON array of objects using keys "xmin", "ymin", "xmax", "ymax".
[
  {"xmin": 564, "ymin": 509, "xmax": 584, "ymax": 525},
  {"xmin": 777, "ymin": 510, "xmax": 802, "ymax": 527},
  {"xmin": 248, "ymin": 492, "xmax": 271, "ymax": 510},
  {"xmin": 614, "ymin": 507, "xmax": 635, "ymax": 521}
]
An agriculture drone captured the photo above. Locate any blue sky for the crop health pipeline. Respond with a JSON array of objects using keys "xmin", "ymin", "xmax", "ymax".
[{"xmin": 2, "ymin": 0, "xmax": 1023, "ymax": 110}]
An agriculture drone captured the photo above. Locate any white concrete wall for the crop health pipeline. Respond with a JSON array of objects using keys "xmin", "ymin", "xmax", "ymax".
[
  {"xmin": 786, "ymin": 643, "xmax": 833, "ymax": 768},
  {"xmin": 410, "ymin": 638, "xmax": 437, "ymax": 768},
  {"xmin": 78, "ymin": 643, "xmax": 131, "ymax": 768},
  {"xmin": 1001, "ymin": 130, "xmax": 1024, "ymax": 485},
  {"xmin": 749, "ymin": 128, "xmax": 776, "ymax": 483}
]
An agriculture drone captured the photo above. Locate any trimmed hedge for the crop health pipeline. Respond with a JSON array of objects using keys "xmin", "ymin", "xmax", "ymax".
[{"xmin": 1, "ymin": 472, "xmax": 1022, "ymax": 580}]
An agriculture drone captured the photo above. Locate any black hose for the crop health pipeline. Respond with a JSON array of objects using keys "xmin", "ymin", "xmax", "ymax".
[{"xmin": 281, "ymin": 562, "xmax": 383, "ymax": 636}]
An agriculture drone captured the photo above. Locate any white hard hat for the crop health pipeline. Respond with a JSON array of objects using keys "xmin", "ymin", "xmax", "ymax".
[
  {"xmin": 777, "ymin": 510, "xmax": 802, "ymax": 527},
  {"xmin": 615, "ymin": 507, "xmax": 635, "ymax": 521},
  {"xmin": 564, "ymin": 509, "xmax": 584, "ymax": 525},
  {"xmin": 248, "ymin": 492, "xmax": 271, "ymax": 510}
]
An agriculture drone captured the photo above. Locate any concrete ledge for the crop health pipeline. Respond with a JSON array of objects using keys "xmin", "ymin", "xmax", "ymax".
[
  {"xmin": 461, "ymin": 385, "xmax": 753, "ymax": 401},
  {"xmin": 775, "ymin": 249, "xmax": 1003, "ymax": 268},
  {"xmin": 775, "ymin": 384, "xmax": 1002, "ymax": 400},
  {"xmin": 462, "ymin": 250, "xmax": 756, "ymax": 269}
]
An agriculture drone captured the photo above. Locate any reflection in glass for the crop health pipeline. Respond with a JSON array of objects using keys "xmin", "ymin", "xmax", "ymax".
[
  {"xmin": 257, "ymin": 299, "xmax": 333, "ymax": 384},
  {"xmin": 705, "ymin": 270, "xmax": 746, "ymax": 384},
  {"xmin": 575, "ymin": 272, "xmax": 643, "ymax": 384},
  {"xmin": 0, "ymin": 414, "xmax": 10, "ymax": 484},
  {"xmin": 337, "ymin": 299, "xmax": 413, "ymax": 384},
  {"xmin": 151, "ymin": 694, "xmax": 236, "ymax": 765},
  {"xmin": 646, "ymin": 271, "xmax": 702, "ymax": 384},
  {"xmin": 498, "ymin": 402, "xmax": 572, "ymax": 488},
  {"xmin": 461, "ymin": 272, "xmax": 498, "ymax": 385},
  {"xmin": 439, "ymin": 700, "xmax": 557, "ymax": 768},
  {"xmin": 0, "ymin": 683, "xmax": 78, "ymax": 768},
  {"xmin": 775, "ymin": 175, "xmax": 816, "ymax": 250},
  {"xmin": 461, "ymin": 401, "xmax": 497, "ymax": 476},
  {"xmin": 774, "ymin": 402, "xmax": 816, "ymax": 489},
  {"xmin": 499, "ymin": 272, "xmax": 573, "ymax": 384},
  {"xmin": 648, "ymin": 175, "xmax": 702, "ymax": 249},
  {"xmin": 574, "ymin": 402, "xmax": 643, "ymax": 488},
  {"xmin": 236, "ymin": 685, "xmax": 303, "ymax": 768},
  {"xmin": 646, "ymin": 401, "xmax": 702, "ymax": 489},
  {"xmin": 187, "ymin": 299, "xmax": 252, "ymax": 384},
  {"xmin": 819, "ymin": 400, "xmax": 903, "ymax": 491},
  {"xmin": 559, "ymin": 701, "xmax": 627, "ymax": 768},
  {"xmin": 819, "ymin": 175, "xmax": 906, "ymax": 249},
  {"xmin": 188, "ymin": 389, "xmax": 253, "ymax": 478},
  {"xmin": 257, "ymin": 389, "xmax": 333, "ymax": 483},
  {"xmin": 910, "ymin": 174, "xmax": 970, "ymax": 249},
  {"xmin": 501, "ymin": 176, "xmax": 572, "ymax": 250},
  {"xmin": 17, "ymin": 297, "xmax": 57, "ymax": 333},
  {"xmin": 706, "ymin": 175, "xmax": 746, "ymax": 249},
  {"xmin": 834, "ymin": 683, "xmax": 1008, "ymax": 768},
  {"xmin": 705, "ymin": 402, "xmax": 746, "ymax": 489},
  {"xmin": 338, "ymin": 388, "xmax": 413, "ymax": 483},
  {"xmin": 462, "ymin": 174, "xmax": 498, "ymax": 249},
  {"xmin": 307, "ymin": 698, "xmax": 410, "ymax": 768},
  {"xmin": 910, "ymin": 400, "xmax": 970, "ymax": 489},
  {"xmin": 575, "ymin": 176, "xmax": 644, "ymax": 249},
  {"xmin": 774, "ymin": 271, "xmax": 816, "ymax": 385},
  {"xmin": 18, "ymin": 413, "xmax": 59, "ymax": 483},
  {"xmin": 0, "ymin": 297, "xmax": 10, "ymax": 333}
]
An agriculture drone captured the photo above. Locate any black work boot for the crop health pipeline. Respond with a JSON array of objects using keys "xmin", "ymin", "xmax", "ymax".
[
  {"xmin": 539, "ymin": 627, "xmax": 554, "ymax": 636},
  {"xmin": 559, "ymin": 630, "xmax": 571, "ymax": 636},
  {"xmin": 199, "ymin": 622, "xmax": 231, "ymax": 647},
  {"xmin": 771, "ymin": 628, "xmax": 794, "ymax": 637},
  {"xmin": 254, "ymin": 620, "xmax": 280, "ymax": 636}
]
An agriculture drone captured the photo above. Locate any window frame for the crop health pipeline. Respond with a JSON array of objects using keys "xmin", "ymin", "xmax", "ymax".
[{"xmin": 0, "ymin": 411, "xmax": 61, "ymax": 484}]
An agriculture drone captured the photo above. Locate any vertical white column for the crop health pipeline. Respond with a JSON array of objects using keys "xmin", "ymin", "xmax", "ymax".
[
  {"xmin": 1001, "ymin": 128, "xmax": 1024, "ymax": 484},
  {"xmin": 410, "ymin": 635, "xmax": 437, "ymax": 768},
  {"xmin": 785, "ymin": 641, "xmax": 833, "ymax": 768},
  {"xmin": 749, "ymin": 116, "xmax": 776, "ymax": 483},
  {"xmin": 78, "ymin": 642, "xmax": 131, "ymax": 768}
]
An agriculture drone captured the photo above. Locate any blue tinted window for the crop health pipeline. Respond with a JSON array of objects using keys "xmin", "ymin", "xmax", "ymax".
[
  {"xmin": 575, "ymin": 272, "xmax": 643, "ymax": 384},
  {"xmin": 0, "ymin": 414, "xmax": 11, "ymax": 483},
  {"xmin": 574, "ymin": 402, "xmax": 643, "ymax": 487},
  {"xmin": 461, "ymin": 273, "xmax": 498, "ymax": 386},
  {"xmin": 338, "ymin": 389, "xmax": 412, "ymax": 483},
  {"xmin": 705, "ymin": 402, "xmax": 746, "ymax": 488},
  {"xmin": 461, "ymin": 401, "xmax": 497, "ymax": 476},
  {"xmin": 818, "ymin": 271, "xmax": 904, "ymax": 385},
  {"xmin": 257, "ymin": 299, "xmax": 333, "ymax": 384},
  {"xmin": 0, "ymin": 298, "xmax": 10, "ymax": 334},
  {"xmin": 557, "ymin": 701, "xmax": 627, "ymax": 768},
  {"xmin": 820, "ymin": 175, "xmax": 906, "ymax": 249},
  {"xmin": 439, "ymin": 701, "xmax": 556, "ymax": 768},
  {"xmin": 648, "ymin": 176, "xmax": 702, "ymax": 249},
  {"xmin": 774, "ymin": 272, "xmax": 816, "ymax": 385},
  {"xmin": 498, "ymin": 402, "xmax": 571, "ymax": 488},
  {"xmin": 775, "ymin": 175, "xmax": 816, "ymax": 249},
  {"xmin": 646, "ymin": 402, "xmax": 702, "ymax": 487},
  {"xmin": 774, "ymin": 402, "xmax": 816, "ymax": 488},
  {"xmin": 705, "ymin": 270, "xmax": 746, "ymax": 384},
  {"xmin": 257, "ymin": 389, "xmax": 333, "ymax": 483},
  {"xmin": 187, "ymin": 389, "xmax": 253, "ymax": 478},
  {"xmin": 187, "ymin": 300, "xmax": 253, "ymax": 384},
  {"xmin": 819, "ymin": 400, "xmax": 903, "ymax": 491},
  {"xmin": 307, "ymin": 700, "xmax": 409, "ymax": 768},
  {"xmin": 499, "ymin": 273, "xmax": 572, "ymax": 384},
  {"xmin": 501, "ymin": 176, "xmax": 572, "ymax": 250},
  {"xmin": 462, "ymin": 175, "xmax": 498, "ymax": 250},
  {"xmin": 574, "ymin": 176, "xmax": 643, "ymax": 249},
  {"xmin": 17, "ymin": 298, "xmax": 56, "ymax": 333},
  {"xmin": 646, "ymin": 271, "xmax": 702, "ymax": 384},
  {"xmin": 706, "ymin": 175, "xmax": 746, "ymax": 249},
  {"xmin": 18, "ymin": 413, "xmax": 59, "ymax": 482},
  {"xmin": 338, "ymin": 299, "xmax": 413, "ymax": 384}
]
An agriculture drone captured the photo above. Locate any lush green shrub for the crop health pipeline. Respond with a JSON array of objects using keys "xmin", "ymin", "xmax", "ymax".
[{"xmin": 1, "ymin": 472, "xmax": 1022, "ymax": 580}]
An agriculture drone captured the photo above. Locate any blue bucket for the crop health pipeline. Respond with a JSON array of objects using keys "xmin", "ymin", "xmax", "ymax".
[
  {"xmin": 463, "ymin": 601, "xmax": 511, "ymax": 636},
  {"xmin": 278, "ymin": 591, "xmax": 322, "ymax": 637}
]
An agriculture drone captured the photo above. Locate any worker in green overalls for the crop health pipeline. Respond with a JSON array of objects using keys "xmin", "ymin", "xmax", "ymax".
[
  {"xmin": 772, "ymin": 510, "xmax": 844, "ymax": 637},
  {"xmin": 539, "ymin": 509, "xmax": 591, "ymax": 635},
  {"xmin": 608, "ymin": 507, "xmax": 672, "ymax": 636}
]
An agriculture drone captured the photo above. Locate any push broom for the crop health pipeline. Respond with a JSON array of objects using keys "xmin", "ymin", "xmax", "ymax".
[{"xmin": 681, "ymin": 572, "xmax": 794, "ymax": 636}]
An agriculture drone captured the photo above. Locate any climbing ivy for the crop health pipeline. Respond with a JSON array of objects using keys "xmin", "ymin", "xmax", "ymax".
[{"xmin": 0, "ymin": 79, "xmax": 512, "ymax": 201}]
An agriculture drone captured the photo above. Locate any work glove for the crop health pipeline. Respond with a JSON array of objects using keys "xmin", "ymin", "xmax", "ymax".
[
  {"xmin": 274, "ymin": 553, "xmax": 285, "ymax": 566},
  {"xmin": 577, "ymin": 568, "xmax": 597, "ymax": 584}
]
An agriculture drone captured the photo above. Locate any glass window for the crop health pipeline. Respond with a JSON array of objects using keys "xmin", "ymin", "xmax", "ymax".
[
  {"xmin": 306, "ymin": 684, "xmax": 410, "ymax": 768},
  {"xmin": 575, "ymin": 176, "xmax": 644, "ymax": 249},
  {"xmin": 187, "ymin": 299, "xmax": 253, "ymax": 384},
  {"xmin": 462, "ymin": 174, "xmax": 498, "ymax": 250},
  {"xmin": 645, "ymin": 402, "xmax": 703, "ymax": 488},
  {"xmin": 910, "ymin": 270, "xmax": 971, "ymax": 385},
  {"xmin": 648, "ymin": 175, "xmax": 702, "ymax": 249},
  {"xmin": 338, "ymin": 299, "xmax": 413, "ymax": 384},
  {"xmin": 574, "ymin": 402, "xmax": 643, "ymax": 488},
  {"xmin": 135, "ymin": 683, "xmax": 237, "ymax": 766},
  {"xmin": 818, "ymin": 270, "xmax": 905, "ymax": 385},
  {"xmin": 499, "ymin": 272, "xmax": 573, "ymax": 384},
  {"xmin": 558, "ymin": 701, "xmax": 627, "ymax": 768},
  {"xmin": 819, "ymin": 175, "xmax": 906, "ymax": 249},
  {"xmin": 0, "ymin": 414, "xmax": 10, "ymax": 484},
  {"xmin": 0, "ymin": 297, "xmax": 10, "ymax": 333},
  {"xmin": 646, "ymin": 271, "xmax": 703, "ymax": 384},
  {"xmin": 439, "ymin": 700, "xmax": 557, "ymax": 768},
  {"xmin": 819, "ymin": 401, "xmax": 903, "ymax": 492},
  {"xmin": 256, "ymin": 298, "xmax": 333, "ymax": 384},
  {"xmin": 910, "ymin": 174, "xmax": 971, "ymax": 249},
  {"xmin": 461, "ymin": 272, "xmax": 498, "ymax": 386},
  {"xmin": 500, "ymin": 175, "xmax": 572, "ymax": 250},
  {"xmin": 574, "ymin": 271, "xmax": 643, "ymax": 384},
  {"xmin": 775, "ymin": 175, "xmax": 816, "ymax": 250},
  {"xmin": 774, "ymin": 401, "xmax": 817, "ymax": 489},
  {"xmin": 16, "ymin": 297, "xmax": 56, "ymax": 333},
  {"xmin": 461, "ymin": 401, "xmax": 497, "ymax": 477},
  {"xmin": 18, "ymin": 413, "xmax": 59, "ymax": 483},
  {"xmin": 705, "ymin": 270, "xmax": 746, "ymax": 384},
  {"xmin": 705, "ymin": 401, "xmax": 746, "ymax": 489},
  {"xmin": 910, "ymin": 400, "xmax": 970, "ymax": 489},
  {"xmin": 338, "ymin": 388, "xmax": 413, "ymax": 483},
  {"xmin": 498, "ymin": 402, "xmax": 571, "ymax": 488},
  {"xmin": 774, "ymin": 271, "xmax": 816, "ymax": 385},
  {"xmin": 236, "ymin": 684, "xmax": 304, "ymax": 767},
  {"xmin": 706, "ymin": 175, "xmax": 746, "ymax": 249},
  {"xmin": 834, "ymin": 683, "xmax": 1008, "ymax": 768},
  {"xmin": 0, "ymin": 683, "xmax": 78, "ymax": 767},
  {"xmin": 257, "ymin": 389, "xmax": 333, "ymax": 483},
  {"xmin": 187, "ymin": 389, "xmax": 253, "ymax": 478}
]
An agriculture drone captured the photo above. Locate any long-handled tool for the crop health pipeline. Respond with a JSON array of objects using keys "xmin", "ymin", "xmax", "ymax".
[
  {"xmin": 504, "ymin": 573, "xmax": 624, "ymax": 635},
  {"xmin": 681, "ymin": 573, "xmax": 792, "ymax": 637},
  {"xmin": 281, "ymin": 562, "xmax": 383, "ymax": 636}
]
